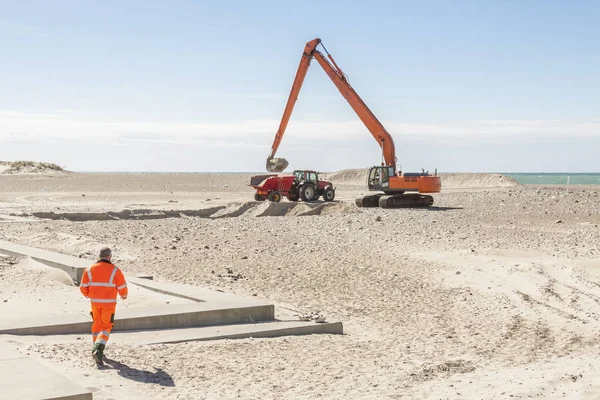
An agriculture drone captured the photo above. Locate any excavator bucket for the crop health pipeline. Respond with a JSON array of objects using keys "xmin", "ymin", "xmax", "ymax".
[{"xmin": 266, "ymin": 157, "xmax": 289, "ymax": 173}]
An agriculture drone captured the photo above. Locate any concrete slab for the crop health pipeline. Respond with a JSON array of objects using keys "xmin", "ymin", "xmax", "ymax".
[
  {"xmin": 121, "ymin": 321, "xmax": 344, "ymax": 344},
  {"xmin": 0, "ymin": 241, "xmax": 344, "ymax": 341},
  {"xmin": 0, "ymin": 355, "xmax": 92, "ymax": 400},
  {"xmin": 0, "ymin": 240, "xmax": 89, "ymax": 284},
  {"xmin": 0, "ymin": 312, "xmax": 90, "ymax": 335},
  {"xmin": 0, "ymin": 302, "xmax": 275, "ymax": 335},
  {"xmin": 128, "ymin": 276, "xmax": 271, "ymax": 305}
]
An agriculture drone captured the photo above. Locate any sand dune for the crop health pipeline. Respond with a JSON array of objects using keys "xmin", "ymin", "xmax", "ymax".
[
  {"xmin": 323, "ymin": 168, "xmax": 520, "ymax": 188},
  {"xmin": 0, "ymin": 160, "xmax": 67, "ymax": 175},
  {"xmin": 321, "ymin": 168, "xmax": 369, "ymax": 184},
  {"xmin": 440, "ymin": 172, "xmax": 519, "ymax": 188}
]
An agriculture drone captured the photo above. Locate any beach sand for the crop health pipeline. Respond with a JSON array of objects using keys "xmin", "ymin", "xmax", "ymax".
[{"xmin": 1, "ymin": 169, "xmax": 599, "ymax": 399}]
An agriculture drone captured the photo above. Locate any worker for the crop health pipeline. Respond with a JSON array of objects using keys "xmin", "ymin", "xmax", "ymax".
[{"xmin": 79, "ymin": 247, "xmax": 128, "ymax": 366}]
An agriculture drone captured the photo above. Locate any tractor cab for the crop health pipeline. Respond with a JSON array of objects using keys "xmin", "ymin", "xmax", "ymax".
[
  {"xmin": 293, "ymin": 170, "xmax": 319, "ymax": 184},
  {"xmin": 290, "ymin": 170, "xmax": 336, "ymax": 202}
]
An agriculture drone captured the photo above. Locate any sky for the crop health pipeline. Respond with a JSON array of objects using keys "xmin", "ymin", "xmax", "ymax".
[{"xmin": 1, "ymin": 0, "xmax": 599, "ymax": 173}]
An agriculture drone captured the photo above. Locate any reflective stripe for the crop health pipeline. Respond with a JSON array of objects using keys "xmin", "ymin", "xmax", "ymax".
[
  {"xmin": 100, "ymin": 330, "xmax": 110, "ymax": 337},
  {"xmin": 108, "ymin": 266, "xmax": 118, "ymax": 284},
  {"xmin": 87, "ymin": 268, "xmax": 92, "ymax": 283},
  {"xmin": 92, "ymin": 331, "xmax": 101, "ymax": 335},
  {"xmin": 89, "ymin": 298, "xmax": 117, "ymax": 303},
  {"xmin": 117, "ymin": 283, "xmax": 127, "ymax": 290},
  {"xmin": 95, "ymin": 338, "xmax": 107, "ymax": 345},
  {"xmin": 89, "ymin": 282, "xmax": 116, "ymax": 287},
  {"xmin": 80, "ymin": 283, "xmax": 89, "ymax": 287}
]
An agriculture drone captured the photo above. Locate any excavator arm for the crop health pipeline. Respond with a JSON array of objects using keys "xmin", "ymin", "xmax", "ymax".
[{"xmin": 267, "ymin": 38, "xmax": 397, "ymax": 172}]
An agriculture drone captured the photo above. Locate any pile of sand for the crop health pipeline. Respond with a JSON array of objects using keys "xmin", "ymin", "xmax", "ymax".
[
  {"xmin": 19, "ymin": 201, "xmax": 358, "ymax": 221},
  {"xmin": 0, "ymin": 161, "xmax": 68, "ymax": 175},
  {"xmin": 322, "ymin": 169, "xmax": 520, "ymax": 188},
  {"xmin": 441, "ymin": 173, "xmax": 520, "ymax": 188},
  {"xmin": 322, "ymin": 168, "xmax": 368, "ymax": 184}
]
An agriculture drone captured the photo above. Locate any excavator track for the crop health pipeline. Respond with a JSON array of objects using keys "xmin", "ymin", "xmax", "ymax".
[
  {"xmin": 378, "ymin": 194, "xmax": 434, "ymax": 208},
  {"xmin": 355, "ymin": 194, "xmax": 382, "ymax": 207},
  {"xmin": 356, "ymin": 193, "xmax": 433, "ymax": 208}
]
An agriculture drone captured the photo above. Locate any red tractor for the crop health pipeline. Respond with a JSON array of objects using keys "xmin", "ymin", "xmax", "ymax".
[{"xmin": 250, "ymin": 170, "xmax": 336, "ymax": 202}]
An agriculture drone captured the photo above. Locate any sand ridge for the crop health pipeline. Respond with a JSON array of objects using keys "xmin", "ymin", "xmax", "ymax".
[
  {"xmin": 0, "ymin": 160, "xmax": 68, "ymax": 175},
  {"xmin": 322, "ymin": 168, "xmax": 520, "ymax": 188}
]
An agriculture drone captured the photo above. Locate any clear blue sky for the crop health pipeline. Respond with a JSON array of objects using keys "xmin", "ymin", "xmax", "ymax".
[{"xmin": 1, "ymin": 0, "xmax": 599, "ymax": 172}]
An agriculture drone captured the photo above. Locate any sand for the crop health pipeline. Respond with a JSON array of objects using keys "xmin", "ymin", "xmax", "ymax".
[
  {"xmin": 0, "ymin": 160, "xmax": 67, "ymax": 175},
  {"xmin": 322, "ymin": 169, "xmax": 521, "ymax": 189},
  {"xmin": 1, "ymin": 170, "xmax": 600, "ymax": 399}
]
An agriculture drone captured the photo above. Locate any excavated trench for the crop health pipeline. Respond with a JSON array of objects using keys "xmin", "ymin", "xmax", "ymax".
[{"xmin": 16, "ymin": 201, "xmax": 358, "ymax": 222}]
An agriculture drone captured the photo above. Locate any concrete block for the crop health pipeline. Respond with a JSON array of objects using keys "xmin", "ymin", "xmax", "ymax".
[
  {"xmin": 0, "ymin": 303, "xmax": 275, "ymax": 335},
  {"xmin": 0, "ymin": 313, "xmax": 91, "ymax": 336},
  {"xmin": 128, "ymin": 277, "xmax": 270, "ymax": 305},
  {"xmin": 113, "ymin": 303, "xmax": 275, "ymax": 332},
  {"xmin": 0, "ymin": 240, "xmax": 89, "ymax": 285},
  {"xmin": 135, "ymin": 321, "xmax": 345, "ymax": 344},
  {"xmin": 0, "ymin": 355, "xmax": 92, "ymax": 400},
  {"xmin": 0, "ymin": 241, "xmax": 343, "ymax": 345}
]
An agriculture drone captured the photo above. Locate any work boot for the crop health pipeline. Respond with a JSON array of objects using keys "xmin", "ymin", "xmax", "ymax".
[{"xmin": 92, "ymin": 343, "xmax": 105, "ymax": 366}]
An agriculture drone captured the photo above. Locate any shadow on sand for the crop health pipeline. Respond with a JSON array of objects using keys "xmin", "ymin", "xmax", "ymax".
[{"xmin": 103, "ymin": 357, "xmax": 175, "ymax": 387}]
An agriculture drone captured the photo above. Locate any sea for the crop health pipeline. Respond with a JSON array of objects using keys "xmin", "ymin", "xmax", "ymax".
[{"xmin": 505, "ymin": 173, "xmax": 600, "ymax": 185}]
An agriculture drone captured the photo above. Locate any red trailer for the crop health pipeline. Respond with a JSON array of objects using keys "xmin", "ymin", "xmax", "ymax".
[{"xmin": 249, "ymin": 170, "xmax": 336, "ymax": 202}]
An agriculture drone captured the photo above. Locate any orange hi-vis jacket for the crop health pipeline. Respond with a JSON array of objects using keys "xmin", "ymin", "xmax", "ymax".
[{"xmin": 79, "ymin": 260, "xmax": 128, "ymax": 305}]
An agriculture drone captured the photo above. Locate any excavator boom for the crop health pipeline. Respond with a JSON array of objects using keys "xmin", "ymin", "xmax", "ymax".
[
  {"xmin": 266, "ymin": 38, "xmax": 320, "ymax": 172},
  {"xmin": 267, "ymin": 38, "xmax": 396, "ymax": 172},
  {"xmin": 312, "ymin": 46, "xmax": 397, "ymax": 168}
]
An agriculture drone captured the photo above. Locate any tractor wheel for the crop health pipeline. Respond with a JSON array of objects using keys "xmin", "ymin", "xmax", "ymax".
[
  {"xmin": 268, "ymin": 191, "xmax": 282, "ymax": 202},
  {"xmin": 323, "ymin": 187, "xmax": 335, "ymax": 202},
  {"xmin": 254, "ymin": 193, "xmax": 264, "ymax": 201},
  {"xmin": 299, "ymin": 184, "xmax": 316, "ymax": 202}
]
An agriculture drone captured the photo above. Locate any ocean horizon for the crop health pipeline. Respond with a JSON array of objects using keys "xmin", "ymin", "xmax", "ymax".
[{"xmin": 504, "ymin": 173, "xmax": 600, "ymax": 185}]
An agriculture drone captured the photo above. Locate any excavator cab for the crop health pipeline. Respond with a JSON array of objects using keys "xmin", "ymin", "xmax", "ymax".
[{"xmin": 367, "ymin": 166, "xmax": 395, "ymax": 190}]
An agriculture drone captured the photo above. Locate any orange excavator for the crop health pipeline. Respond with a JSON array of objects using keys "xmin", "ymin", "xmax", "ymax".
[{"xmin": 266, "ymin": 38, "xmax": 441, "ymax": 208}]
